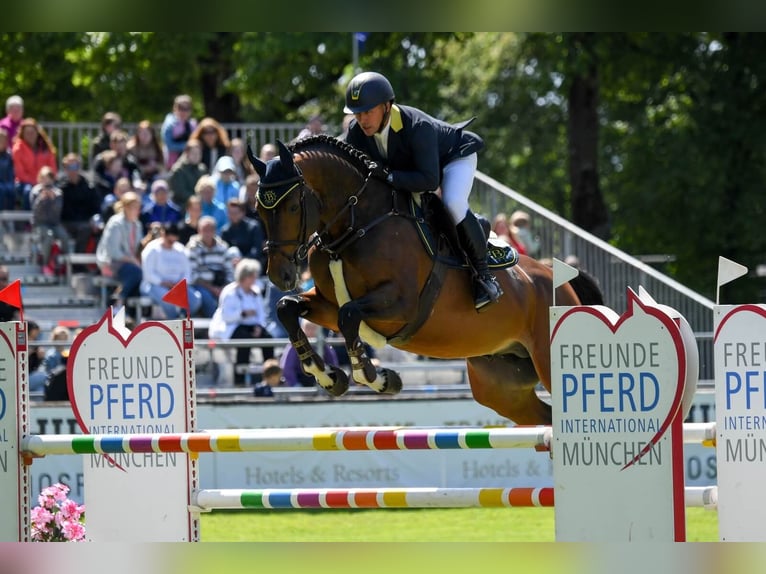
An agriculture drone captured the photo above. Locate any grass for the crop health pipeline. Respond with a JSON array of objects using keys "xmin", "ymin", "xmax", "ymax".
[{"xmin": 200, "ymin": 507, "xmax": 719, "ymax": 542}]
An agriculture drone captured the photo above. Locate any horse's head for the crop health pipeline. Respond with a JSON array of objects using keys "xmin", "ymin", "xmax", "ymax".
[{"xmin": 247, "ymin": 140, "xmax": 320, "ymax": 291}]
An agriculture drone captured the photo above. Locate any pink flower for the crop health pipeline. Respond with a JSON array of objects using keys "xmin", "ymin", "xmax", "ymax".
[
  {"xmin": 62, "ymin": 521, "xmax": 86, "ymax": 542},
  {"xmin": 59, "ymin": 499, "xmax": 82, "ymax": 521},
  {"xmin": 31, "ymin": 506, "xmax": 54, "ymax": 529},
  {"xmin": 30, "ymin": 485, "xmax": 85, "ymax": 542}
]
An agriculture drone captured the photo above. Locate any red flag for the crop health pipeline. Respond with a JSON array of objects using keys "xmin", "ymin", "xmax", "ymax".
[
  {"xmin": 162, "ymin": 279, "xmax": 190, "ymax": 318},
  {"xmin": 0, "ymin": 279, "xmax": 23, "ymax": 322}
]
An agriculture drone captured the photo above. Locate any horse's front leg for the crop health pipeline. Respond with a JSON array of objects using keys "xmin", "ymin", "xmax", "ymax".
[
  {"xmin": 276, "ymin": 290, "xmax": 349, "ymax": 396},
  {"xmin": 337, "ymin": 291, "xmax": 403, "ymax": 395}
]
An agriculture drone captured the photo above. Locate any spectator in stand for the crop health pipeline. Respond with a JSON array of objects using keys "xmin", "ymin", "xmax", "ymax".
[
  {"xmin": 0, "ymin": 266, "xmax": 17, "ymax": 321},
  {"xmin": 256, "ymin": 359, "xmax": 284, "ymax": 396},
  {"xmin": 212, "ymin": 156, "xmax": 240, "ymax": 205},
  {"xmin": 509, "ymin": 210, "xmax": 540, "ymax": 258},
  {"xmin": 90, "ymin": 112, "xmax": 122, "ymax": 161},
  {"xmin": 169, "ymin": 139, "xmax": 206, "ymax": 214},
  {"xmin": 295, "ymin": 114, "xmax": 324, "ymax": 141},
  {"xmin": 27, "ymin": 321, "xmax": 47, "ymax": 395},
  {"xmin": 101, "ymin": 176, "xmax": 132, "ymax": 222},
  {"xmin": 186, "ymin": 215, "xmax": 239, "ymax": 318},
  {"xmin": 229, "ymin": 138, "xmax": 249, "ymax": 184},
  {"xmin": 491, "ymin": 212, "xmax": 527, "ymax": 256},
  {"xmin": 141, "ymin": 178, "xmax": 181, "ymax": 228},
  {"xmin": 260, "ymin": 142, "xmax": 278, "ymax": 162},
  {"xmin": 161, "ymin": 94, "xmax": 197, "ymax": 169},
  {"xmin": 59, "ymin": 152, "xmax": 101, "ymax": 253},
  {"xmin": 0, "ymin": 95, "xmax": 24, "ymax": 143},
  {"xmin": 208, "ymin": 258, "xmax": 274, "ymax": 385},
  {"xmin": 221, "ymin": 198, "xmax": 266, "ymax": 270},
  {"xmin": 12, "ymin": 118, "xmax": 57, "ymax": 210},
  {"xmin": 30, "ymin": 166, "xmax": 71, "ymax": 275},
  {"xmin": 127, "ymin": 120, "xmax": 164, "ymax": 188},
  {"xmin": 194, "ymin": 175, "xmax": 227, "ymax": 229},
  {"xmin": 240, "ymin": 173, "xmax": 259, "ymax": 220},
  {"xmin": 93, "ymin": 150, "xmax": 123, "ymax": 201},
  {"xmin": 38, "ymin": 325, "xmax": 71, "ymax": 380},
  {"xmin": 177, "ymin": 195, "xmax": 202, "ymax": 245},
  {"xmin": 96, "ymin": 191, "xmax": 144, "ymax": 315},
  {"xmin": 189, "ymin": 118, "xmax": 230, "ymax": 175},
  {"xmin": 0, "ymin": 128, "xmax": 15, "ymax": 210},
  {"xmin": 139, "ymin": 222, "xmax": 202, "ymax": 319}
]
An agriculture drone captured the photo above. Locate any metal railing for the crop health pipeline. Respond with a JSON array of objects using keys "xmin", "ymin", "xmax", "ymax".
[{"xmin": 471, "ymin": 171, "xmax": 716, "ymax": 379}]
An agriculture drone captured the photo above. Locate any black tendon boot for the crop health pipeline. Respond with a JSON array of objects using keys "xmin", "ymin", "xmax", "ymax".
[{"xmin": 457, "ymin": 211, "xmax": 504, "ymax": 311}]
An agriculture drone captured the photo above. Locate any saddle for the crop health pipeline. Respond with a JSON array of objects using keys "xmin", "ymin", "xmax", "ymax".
[{"xmin": 407, "ymin": 192, "xmax": 519, "ymax": 270}]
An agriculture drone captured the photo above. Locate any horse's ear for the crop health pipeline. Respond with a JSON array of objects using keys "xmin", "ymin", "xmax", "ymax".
[
  {"xmin": 246, "ymin": 143, "xmax": 267, "ymax": 177},
  {"xmin": 276, "ymin": 140, "xmax": 294, "ymax": 168}
]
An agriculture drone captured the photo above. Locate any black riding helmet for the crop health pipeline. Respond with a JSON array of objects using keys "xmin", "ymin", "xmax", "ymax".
[{"xmin": 343, "ymin": 72, "xmax": 395, "ymax": 114}]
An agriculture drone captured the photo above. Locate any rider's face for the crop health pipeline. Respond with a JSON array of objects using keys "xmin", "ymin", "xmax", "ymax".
[{"xmin": 355, "ymin": 103, "xmax": 389, "ymax": 137}]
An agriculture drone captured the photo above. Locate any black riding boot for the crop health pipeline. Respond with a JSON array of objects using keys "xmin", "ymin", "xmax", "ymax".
[{"xmin": 456, "ymin": 211, "xmax": 504, "ymax": 311}]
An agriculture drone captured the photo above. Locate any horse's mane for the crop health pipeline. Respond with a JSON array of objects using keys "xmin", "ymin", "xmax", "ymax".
[{"xmin": 289, "ymin": 134, "xmax": 372, "ymax": 178}]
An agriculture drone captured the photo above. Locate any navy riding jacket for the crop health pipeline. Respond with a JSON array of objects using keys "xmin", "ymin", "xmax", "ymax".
[{"xmin": 345, "ymin": 104, "xmax": 484, "ymax": 193}]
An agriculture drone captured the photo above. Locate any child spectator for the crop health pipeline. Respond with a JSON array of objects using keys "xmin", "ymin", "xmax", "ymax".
[
  {"xmin": 162, "ymin": 95, "xmax": 197, "ymax": 169},
  {"xmin": 195, "ymin": 175, "xmax": 227, "ymax": 229},
  {"xmin": 30, "ymin": 167, "xmax": 71, "ymax": 276},
  {"xmin": 0, "ymin": 128, "xmax": 14, "ymax": 210},
  {"xmin": 169, "ymin": 139, "xmax": 206, "ymax": 213},
  {"xmin": 141, "ymin": 178, "xmax": 181, "ymax": 228},
  {"xmin": 0, "ymin": 95, "xmax": 24, "ymax": 143},
  {"xmin": 59, "ymin": 152, "xmax": 101, "ymax": 253},
  {"xmin": 189, "ymin": 117, "xmax": 230, "ymax": 175},
  {"xmin": 212, "ymin": 156, "xmax": 240, "ymax": 205},
  {"xmin": 254, "ymin": 358, "xmax": 284, "ymax": 396},
  {"xmin": 12, "ymin": 118, "xmax": 57, "ymax": 210}
]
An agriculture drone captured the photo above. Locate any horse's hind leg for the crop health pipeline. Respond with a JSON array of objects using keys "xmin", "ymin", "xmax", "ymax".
[
  {"xmin": 466, "ymin": 355, "xmax": 552, "ymax": 425},
  {"xmin": 337, "ymin": 300, "xmax": 402, "ymax": 395},
  {"xmin": 277, "ymin": 293, "xmax": 349, "ymax": 396}
]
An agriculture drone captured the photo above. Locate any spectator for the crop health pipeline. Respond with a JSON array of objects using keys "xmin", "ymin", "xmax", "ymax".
[
  {"xmin": 0, "ymin": 95, "xmax": 24, "ymax": 143},
  {"xmin": 96, "ymin": 191, "xmax": 144, "ymax": 315},
  {"xmin": 208, "ymin": 258, "xmax": 274, "ymax": 386},
  {"xmin": 220, "ymin": 198, "xmax": 267, "ymax": 270},
  {"xmin": 187, "ymin": 215, "xmax": 239, "ymax": 317},
  {"xmin": 90, "ymin": 111, "xmax": 122, "ymax": 161},
  {"xmin": 195, "ymin": 175, "xmax": 227, "ymax": 229},
  {"xmin": 491, "ymin": 212, "xmax": 527, "ymax": 255},
  {"xmin": 92, "ymin": 130, "xmax": 141, "ymax": 197},
  {"xmin": 260, "ymin": 142, "xmax": 278, "ymax": 162},
  {"xmin": 42, "ymin": 326, "xmax": 73, "ymax": 402},
  {"xmin": 12, "ymin": 118, "xmax": 57, "ymax": 210},
  {"xmin": 229, "ymin": 138, "xmax": 249, "ymax": 184},
  {"xmin": 509, "ymin": 210, "xmax": 540, "ymax": 257},
  {"xmin": 212, "ymin": 156, "xmax": 240, "ymax": 205},
  {"xmin": 58, "ymin": 152, "xmax": 101, "ymax": 253},
  {"xmin": 255, "ymin": 358, "xmax": 284, "ymax": 396},
  {"xmin": 30, "ymin": 166, "xmax": 70, "ymax": 275},
  {"xmin": 280, "ymin": 318, "xmax": 339, "ymax": 387},
  {"xmin": 127, "ymin": 120, "xmax": 164, "ymax": 187},
  {"xmin": 141, "ymin": 178, "xmax": 181, "ymax": 228},
  {"xmin": 169, "ymin": 139, "xmax": 206, "ymax": 214},
  {"xmin": 140, "ymin": 222, "xmax": 202, "ymax": 319},
  {"xmin": 0, "ymin": 266, "xmax": 16, "ymax": 321},
  {"xmin": 161, "ymin": 94, "xmax": 197, "ymax": 169},
  {"xmin": 189, "ymin": 117, "xmax": 230, "ymax": 175},
  {"xmin": 0, "ymin": 128, "xmax": 14, "ymax": 210},
  {"xmin": 177, "ymin": 195, "xmax": 202, "ymax": 245},
  {"xmin": 101, "ymin": 175, "xmax": 132, "ymax": 222},
  {"xmin": 240, "ymin": 173, "xmax": 260, "ymax": 220},
  {"xmin": 295, "ymin": 114, "xmax": 324, "ymax": 140},
  {"xmin": 27, "ymin": 321, "xmax": 47, "ymax": 395}
]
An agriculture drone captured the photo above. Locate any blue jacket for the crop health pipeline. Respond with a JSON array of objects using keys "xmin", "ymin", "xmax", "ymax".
[
  {"xmin": 0, "ymin": 150, "xmax": 14, "ymax": 196},
  {"xmin": 345, "ymin": 104, "xmax": 484, "ymax": 193}
]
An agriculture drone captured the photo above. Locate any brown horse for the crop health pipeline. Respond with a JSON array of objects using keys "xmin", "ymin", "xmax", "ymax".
[{"xmin": 247, "ymin": 136, "xmax": 602, "ymax": 425}]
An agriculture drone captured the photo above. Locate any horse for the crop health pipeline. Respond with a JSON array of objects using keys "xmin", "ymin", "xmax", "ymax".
[{"xmin": 247, "ymin": 136, "xmax": 603, "ymax": 425}]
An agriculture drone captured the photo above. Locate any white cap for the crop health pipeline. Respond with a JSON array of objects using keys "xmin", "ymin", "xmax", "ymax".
[
  {"xmin": 6, "ymin": 95, "xmax": 23, "ymax": 110},
  {"xmin": 214, "ymin": 155, "xmax": 237, "ymax": 174}
]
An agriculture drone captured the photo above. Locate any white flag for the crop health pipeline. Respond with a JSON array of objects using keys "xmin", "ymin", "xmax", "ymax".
[
  {"xmin": 553, "ymin": 258, "xmax": 580, "ymax": 290},
  {"xmin": 717, "ymin": 256, "xmax": 748, "ymax": 304}
]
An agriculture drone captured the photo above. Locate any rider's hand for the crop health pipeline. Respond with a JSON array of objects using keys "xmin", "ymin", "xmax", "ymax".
[{"xmin": 369, "ymin": 162, "xmax": 392, "ymax": 184}]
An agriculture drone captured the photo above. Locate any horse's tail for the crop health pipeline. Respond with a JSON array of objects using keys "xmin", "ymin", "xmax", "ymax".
[{"xmin": 569, "ymin": 268, "xmax": 605, "ymax": 305}]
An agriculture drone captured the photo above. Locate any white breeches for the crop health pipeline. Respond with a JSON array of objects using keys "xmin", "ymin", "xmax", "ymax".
[{"xmin": 441, "ymin": 152, "xmax": 477, "ymax": 223}]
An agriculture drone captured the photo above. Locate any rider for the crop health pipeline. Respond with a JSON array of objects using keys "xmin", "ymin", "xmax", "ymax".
[{"xmin": 342, "ymin": 71, "xmax": 503, "ymax": 311}]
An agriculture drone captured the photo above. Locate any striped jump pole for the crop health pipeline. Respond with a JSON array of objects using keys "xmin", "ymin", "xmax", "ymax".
[
  {"xmin": 192, "ymin": 485, "xmax": 719, "ymax": 511},
  {"xmin": 21, "ymin": 423, "xmax": 717, "ymax": 457}
]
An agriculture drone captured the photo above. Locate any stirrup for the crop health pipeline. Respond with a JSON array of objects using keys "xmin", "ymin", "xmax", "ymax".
[{"xmin": 473, "ymin": 274, "xmax": 503, "ymax": 311}]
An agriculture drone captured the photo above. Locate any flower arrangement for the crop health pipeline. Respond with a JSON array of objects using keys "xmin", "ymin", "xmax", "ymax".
[{"xmin": 30, "ymin": 483, "xmax": 86, "ymax": 542}]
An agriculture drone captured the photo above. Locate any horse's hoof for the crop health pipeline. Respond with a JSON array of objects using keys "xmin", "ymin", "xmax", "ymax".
[
  {"xmin": 321, "ymin": 365, "xmax": 350, "ymax": 397},
  {"xmin": 379, "ymin": 368, "xmax": 403, "ymax": 395}
]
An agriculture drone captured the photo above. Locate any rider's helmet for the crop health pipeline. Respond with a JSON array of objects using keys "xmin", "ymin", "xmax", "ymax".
[{"xmin": 343, "ymin": 72, "xmax": 395, "ymax": 114}]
